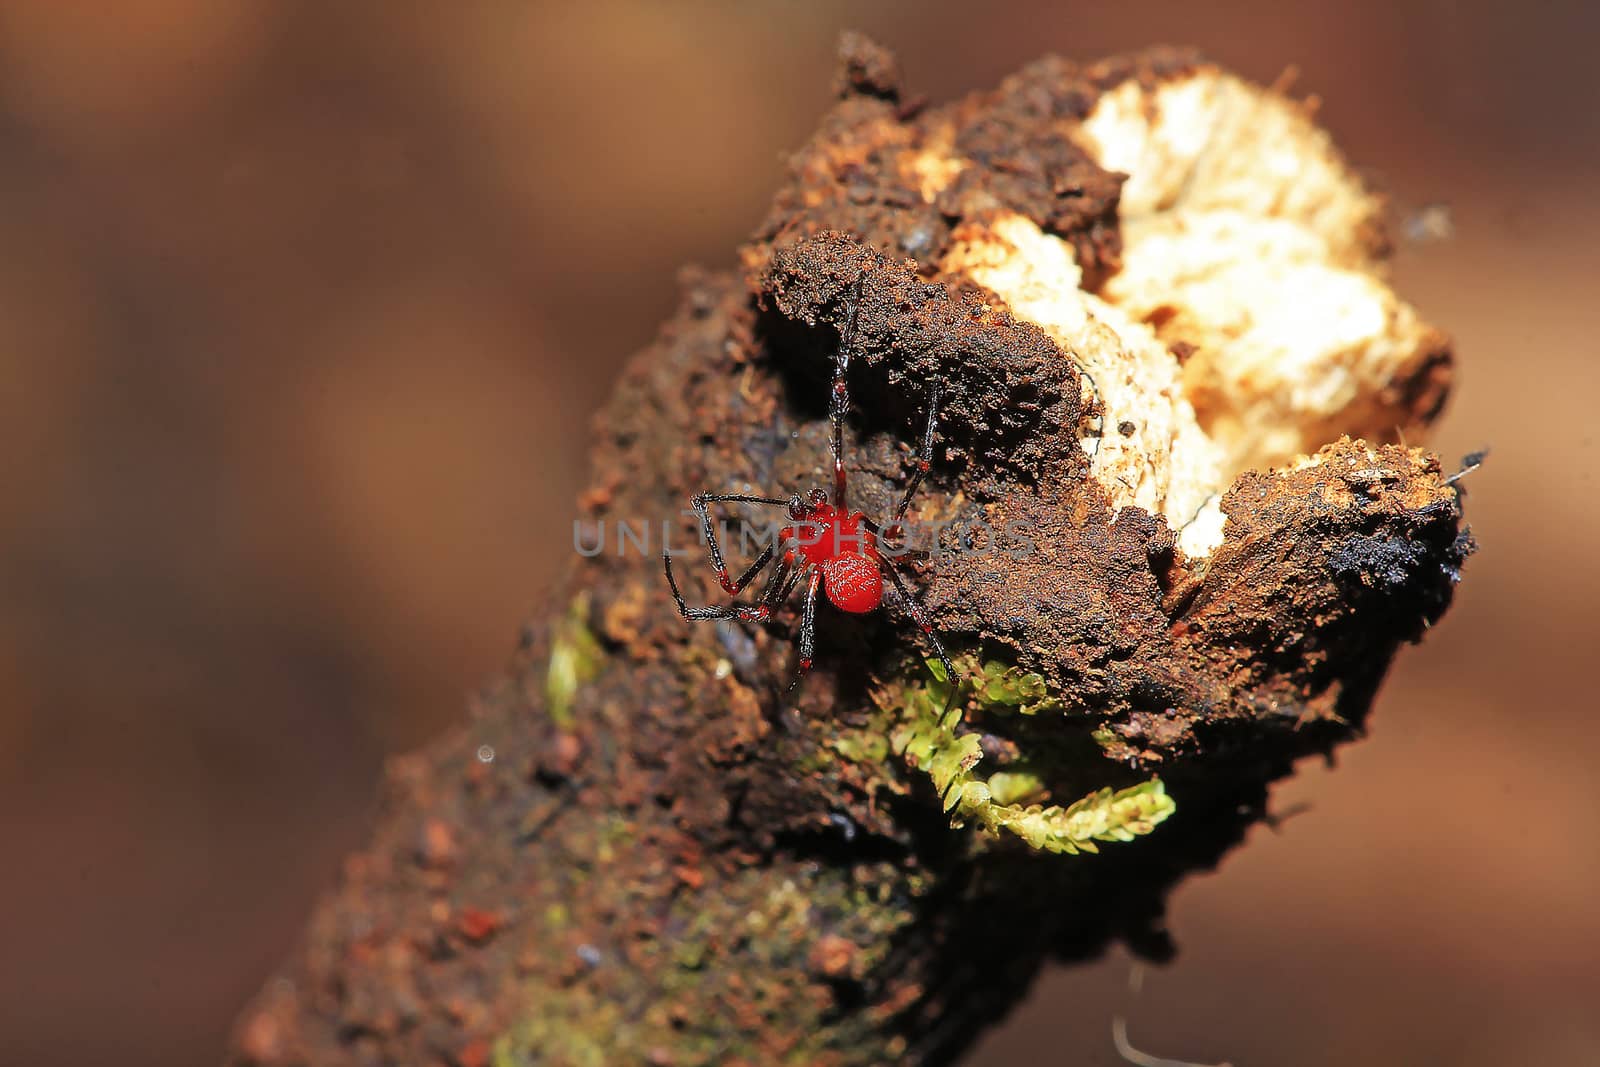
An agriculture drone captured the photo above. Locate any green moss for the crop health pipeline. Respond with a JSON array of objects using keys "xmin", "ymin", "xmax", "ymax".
[
  {"xmin": 888, "ymin": 656, "xmax": 1175, "ymax": 855},
  {"xmin": 985, "ymin": 770, "xmax": 1046, "ymax": 806},
  {"xmin": 793, "ymin": 750, "xmax": 831, "ymax": 774},
  {"xmin": 546, "ymin": 592, "xmax": 604, "ymax": 729},
  {"xmin": 830, "ymin": 729, "xmax": 890, "ymax": 765},
  {"xmin": 934, "ymin": 656, "xmax": 1061, "ymax": 714},
  {"xmin": 493, "ymin": 995, "xmax": 621, "ymax": 1067},
  {"xmin": 494, "ymin": 859, "xmax": 917, "ymax": 1067}
]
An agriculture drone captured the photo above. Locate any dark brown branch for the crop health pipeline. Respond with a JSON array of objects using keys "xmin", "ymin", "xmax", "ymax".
[{"xmin": 226, "ymin": 39, "xmax": 1470, "ymax": 1067}]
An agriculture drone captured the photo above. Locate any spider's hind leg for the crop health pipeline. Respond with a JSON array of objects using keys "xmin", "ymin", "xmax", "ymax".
[
  {"xmin": 882, "ymin": 556, "xmax": 964, "ymax": 725},
  {"xmin": 785, "ymin": 569, "xmax": 823, "ymax": 699}
]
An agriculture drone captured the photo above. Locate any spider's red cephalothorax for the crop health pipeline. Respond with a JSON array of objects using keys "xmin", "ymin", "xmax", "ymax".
[
  {"xmin": 663, "ymin": 274, "xmax": 959, "ymax": 718},
  {"xmin": 781, "ymin": 494, "xmax": 882, "ymax": 615}
]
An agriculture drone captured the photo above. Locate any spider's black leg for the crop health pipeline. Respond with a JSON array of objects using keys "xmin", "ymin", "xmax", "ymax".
[
  {"xmin": 883, "ymin": 555, "xmax": 962, "ymax": 725},
  {"xmin": 750, "ymin": 542, "xmax": 798, "ymax": 610},
  {"xmin": 830, "ymin": 276, "xmax": 864, "ymax": 508},
  {"xmin": 861, "ymin": 514, "xmax": 930, "ymax": 567},
  {"xmin": 890, "ymin": 380, "xmax": 942, "ymax": 531},
  {"xmin": 663, "ymin": 549, "xmax": 776, "ymax": 623},
  {"xmin": 773, "ymin": 556, "xmax": 805, "ymax": 606},
  {"xmin": 690, "ymin": 492, "xmax": 789, "ymax": 594},
  {"xmin": 785, "ymin": 569, "xmax": 823, "ymax": 697},
  {"xmin": 727, "ymin": 543, "xmax": 776, "ymax": 598}
]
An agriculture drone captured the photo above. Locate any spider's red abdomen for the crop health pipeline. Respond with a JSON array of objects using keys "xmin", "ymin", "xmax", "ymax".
[
  {"xmin": 779, "ymin": 504, "xmax": 883, "ymax": 613},
  {"xmin": 823, "ymin": 552, "xmax": 883, "ymax": 613}
]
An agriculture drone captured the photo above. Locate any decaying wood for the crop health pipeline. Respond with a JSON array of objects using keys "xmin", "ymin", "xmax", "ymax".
[{"xmin": 227, "ymin": 37, "xmax": 1471, "ymax": 1067}]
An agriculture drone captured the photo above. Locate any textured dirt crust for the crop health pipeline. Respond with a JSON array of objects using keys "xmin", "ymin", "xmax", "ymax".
[{"xmin": 228, "ymin": 38, "xmax": 1471, "ymax": 1067}]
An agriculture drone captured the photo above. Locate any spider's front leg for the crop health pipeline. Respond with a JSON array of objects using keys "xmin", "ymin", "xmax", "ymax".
[
  {"xmin": 887, "ymin": 380, "xmax": 942, "ymax": 539},
  {"xmin": 662, "ymin": 525, "xmax": 804, "ymax": 626},
  {"xmin": 829, "ymin": 276, "xmax": 865, "ymax": 510},
  {"xmin": 689, "ymin": 492, "xmax": 791, "ymax": 594},
  {"xmin": 663, "ymin": 548, "xmax": 776, "ymax": 623}
]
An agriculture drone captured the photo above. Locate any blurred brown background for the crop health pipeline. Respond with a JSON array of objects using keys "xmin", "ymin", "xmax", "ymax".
[{"xmin": 0, "ymin": 2, "xmax": 1594, "ymax": 1065}]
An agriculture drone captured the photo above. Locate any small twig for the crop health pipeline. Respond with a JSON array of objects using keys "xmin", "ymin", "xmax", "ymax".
[
  {"xmin": 1114, "ymin": 962, "xmax": 1234, "ymax": 1067},
  {"xmin": 1112, "ymin": 1017, "xmax": 1234, "ymax": 1067}
]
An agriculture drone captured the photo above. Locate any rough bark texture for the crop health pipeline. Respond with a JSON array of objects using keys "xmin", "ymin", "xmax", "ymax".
[{"xmin": 228, "ymin": 38, "xmax": 1472, "ymax": 1067}]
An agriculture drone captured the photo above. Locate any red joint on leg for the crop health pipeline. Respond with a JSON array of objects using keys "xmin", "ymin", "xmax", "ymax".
[{"xmin": 799, "ymin": 658, "xmax": 813, "ymax": 671}]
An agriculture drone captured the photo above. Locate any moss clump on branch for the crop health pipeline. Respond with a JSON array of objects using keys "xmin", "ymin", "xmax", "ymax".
[
  {"xmin": 545, "ymin": 592, "xmax": 604, "ymax": 729},
  {"xmin": 491, "ymin": 860, "xmax": 927, "ymax": 1067},
  {"xmin": 889, "ymin": 656, "xmax": 1175, "ymax": 855}
]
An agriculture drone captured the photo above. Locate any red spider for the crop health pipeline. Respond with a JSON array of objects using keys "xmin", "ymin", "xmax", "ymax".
[{"xmin": 663, "ymin": 278, "xmax": 959, "ymax": 717}]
